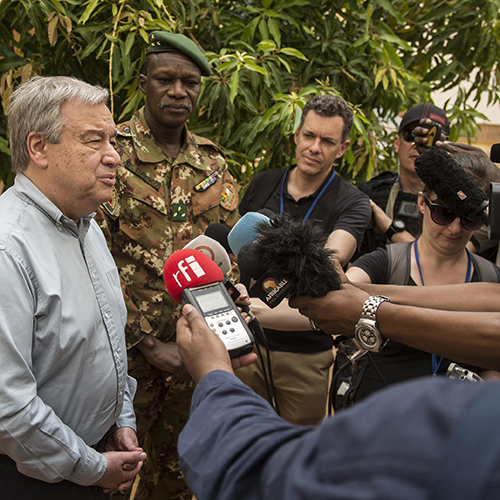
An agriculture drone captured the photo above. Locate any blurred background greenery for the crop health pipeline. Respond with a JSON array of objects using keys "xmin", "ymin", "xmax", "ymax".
[{"xmin": 1, "ymin": 0, "xmax": 500, "ymax": 191}]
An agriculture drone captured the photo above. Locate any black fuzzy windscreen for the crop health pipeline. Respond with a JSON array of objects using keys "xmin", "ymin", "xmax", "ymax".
[
  {"xmin": 415, "ymin": 148, "xmax": 487, "ymax": 218},
  {"xmin": 254, "ymin": 213, "xmax": 342, "ymax": 298}
]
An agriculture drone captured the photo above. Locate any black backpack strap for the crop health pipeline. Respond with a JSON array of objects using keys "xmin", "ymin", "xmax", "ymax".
[
  {"xmin": 386, "ymin": 241, "xmax": 412, "ymax": 285},
  {"xmin": 429, "ymin": 383, "xmax": 500, "ymax": 500},
  {"xmin": 470, "ymin": 254, "xmax": 500, "ymax": 283}
]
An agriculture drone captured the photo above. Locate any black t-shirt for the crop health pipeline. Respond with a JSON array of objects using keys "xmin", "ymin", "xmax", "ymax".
[
  {"xmin": 239, "ymin": 166, "xmax": 371, "ymax": 352},
  {"xmin": 350, "ymin": 247, "xmax": 482, "ymax": 401},
  {"xmin": 357, "ymin": 171, "xmax": 421, "ymax": 256}
]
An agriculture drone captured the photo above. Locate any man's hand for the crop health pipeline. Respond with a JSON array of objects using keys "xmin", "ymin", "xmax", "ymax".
[
  {"xmin": 177, "ymin": 304, "xmax": 257, "ymax": 383},
  {"xmin": 100, "ymin": 427, "xmax": 144, "ymax": 493},
  {"xmin": 289, "ymin": 284, "xmax": 370, "ymax": 335},
  {"xmin": 412, "ymin": 118, "xmax": 448, "ymax": 153},
  {"xmin": 136, "ymin": 337, "xmax": 189, "ymax": 384},
  {"xmin": 93, "ymin": 450, "xmax": 146, "ymax": 493},
  {"xmin": 105, "ymin": 427, "xmax": 141, "ymax": 453}
]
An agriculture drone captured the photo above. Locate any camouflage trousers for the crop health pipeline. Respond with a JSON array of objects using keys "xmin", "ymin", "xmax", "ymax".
[{"xmin": 113, "ymin": 346, "xmax": 194, "ymax": 500}]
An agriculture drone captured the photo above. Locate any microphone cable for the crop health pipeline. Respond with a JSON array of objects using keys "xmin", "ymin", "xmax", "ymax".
[
  {"xmin": 328, "ymin": 342, "xmax": 389, "ymax": 415},
  {"xmin": 240, "ymin": 305, "xmax": 281, "ymax": 416}
]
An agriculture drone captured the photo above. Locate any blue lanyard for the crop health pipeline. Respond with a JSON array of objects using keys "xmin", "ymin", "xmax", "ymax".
[
  {"xmin": 279, "ymin": 167, "xmax": 336, "ymax": 222},
  {"xmin": 413, "ymin": 239, "xmax": 472, "ymax": 375}
]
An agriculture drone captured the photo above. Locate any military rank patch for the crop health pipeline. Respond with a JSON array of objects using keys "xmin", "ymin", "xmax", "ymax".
[
  {"xmin": 221, "ymin": 183, "xmax": 238, "ymax": 211},
  {"xmin": 172, "ymin": 203, "xmax": 187, "ymax": 221},
  {"xmin": 102, "ymin": 185, "xmax": 119, "ymax": 218}
]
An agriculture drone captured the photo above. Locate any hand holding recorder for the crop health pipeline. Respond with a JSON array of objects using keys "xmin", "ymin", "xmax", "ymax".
[
  {"xmin": 176, "ymin": 304, "xmax": 257, "ymax": 383},
  {"xmin": 163, "ymin": 248, "xmax": 255, "ymax": 358}
]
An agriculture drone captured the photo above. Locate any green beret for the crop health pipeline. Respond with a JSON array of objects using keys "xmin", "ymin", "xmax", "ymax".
[{"xmin": 147, "ymin": 31, "xmax": 211, "ymax": 77}]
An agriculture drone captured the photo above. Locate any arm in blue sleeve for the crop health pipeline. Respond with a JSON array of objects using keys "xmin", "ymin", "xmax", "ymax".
[
  {"xmin": 179, "ymin": 371, "xmax": 486, "ymax": 500},
  {"xmin": 178, "ymin": 370, "xmax": 314, "ymax": 500}
]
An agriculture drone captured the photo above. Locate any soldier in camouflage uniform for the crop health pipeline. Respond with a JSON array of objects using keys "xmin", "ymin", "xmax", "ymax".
[{"xmin": 96, "ymin": 32, "xmax": 240, "ymax": 500}]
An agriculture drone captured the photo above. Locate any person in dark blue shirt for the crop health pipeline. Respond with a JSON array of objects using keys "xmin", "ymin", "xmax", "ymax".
[{"xmin": 175, "ymin": 301, "xmax": 500, "ymax": 500}]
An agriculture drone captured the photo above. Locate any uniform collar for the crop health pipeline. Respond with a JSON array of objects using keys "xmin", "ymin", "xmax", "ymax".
[{"xmin": 122, "ymin": 107, "xmax": 216, "ymax": 172}]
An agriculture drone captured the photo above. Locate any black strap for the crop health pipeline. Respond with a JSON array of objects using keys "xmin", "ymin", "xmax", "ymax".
[
  {"xmin": 386, "ymin": 241, "xmax": 412, "ymax": 285},
  {"xmin": 429, "ymin": 383, "xmax": 500, "ymax": 500}
]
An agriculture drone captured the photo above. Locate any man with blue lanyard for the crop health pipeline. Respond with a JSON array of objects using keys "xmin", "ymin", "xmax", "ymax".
[{"xmin": 236, "ymin": 94, "xmax": 371, "ymax": 425}]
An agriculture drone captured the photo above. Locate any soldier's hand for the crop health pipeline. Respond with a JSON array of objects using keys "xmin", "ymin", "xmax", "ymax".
[{"xmin": 136, "ymin": 336, "xmax": 189, "ymax": 384}]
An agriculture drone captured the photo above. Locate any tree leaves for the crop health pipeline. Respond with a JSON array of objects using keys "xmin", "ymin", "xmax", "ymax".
[{"xmin": 1, "ymin": 0, "xmax": 499, "ymax": 190}]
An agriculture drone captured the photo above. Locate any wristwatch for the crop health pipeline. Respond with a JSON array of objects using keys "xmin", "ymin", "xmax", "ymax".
[
  {"xmin": 354, "ymin": 295, "xmax": 391, "ymax": 352},
  {"xmin": 385, "ymin": 219, "xmax": 406, "ymax": 241}
]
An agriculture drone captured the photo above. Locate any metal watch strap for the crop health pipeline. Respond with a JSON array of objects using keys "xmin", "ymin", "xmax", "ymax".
[
  {"xmin": 354, "ymin": 295, "xmax": 391, "ymax": 352},
  {"xmin": 361, "ymin": 295, "xmax": 391, "ymax": 322}
]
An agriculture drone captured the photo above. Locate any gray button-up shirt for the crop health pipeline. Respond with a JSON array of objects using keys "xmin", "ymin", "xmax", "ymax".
[{"xmin": 0, "ymin": 174, "xmax": 136, "ymax": 485}]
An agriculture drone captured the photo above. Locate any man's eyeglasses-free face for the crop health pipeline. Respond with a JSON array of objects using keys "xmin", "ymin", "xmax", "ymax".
[{"xmin": 423, "ymin": 195, "xmax": 484, "ymax": 231}]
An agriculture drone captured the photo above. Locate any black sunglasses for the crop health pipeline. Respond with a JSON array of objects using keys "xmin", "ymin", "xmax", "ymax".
[
  {"xmin": 401, "ymin": 128, "xmax": 415, "ymax": 143},
  {"xmin": 423, "ymin": 195, "xmax": 484, "ymax": 231}
]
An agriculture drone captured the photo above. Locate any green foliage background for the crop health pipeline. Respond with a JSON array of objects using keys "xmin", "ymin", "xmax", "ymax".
[{"xmin": 1, "ymin": 0, "xmax": 500, "ymax": 190}]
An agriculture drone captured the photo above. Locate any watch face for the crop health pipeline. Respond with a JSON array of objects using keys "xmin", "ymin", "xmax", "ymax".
[
  {"xmin": 355, "ymin": 319, "xmax": 383, "ymax": 352},
  {"xmin": 393, "ymin": 219, "xmax": 406, "ymax": 231},
  {"xmin": 358, "ymin": 327, "xmax": 379, "ymax": 349}
]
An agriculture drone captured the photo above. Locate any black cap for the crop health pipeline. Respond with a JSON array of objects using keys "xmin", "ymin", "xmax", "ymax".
[
  {"xmin": 399, "ymin": 103, "xmax": 450, "ymax": 135},
  {"xmin": 147, "ymin": 31, "xmax": 211, "ymax": 76}
]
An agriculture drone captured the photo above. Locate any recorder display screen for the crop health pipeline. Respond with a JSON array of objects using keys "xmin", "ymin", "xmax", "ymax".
[{"xmin": 194, "ymin": 287, "xmax": 229, "ymax": 314}]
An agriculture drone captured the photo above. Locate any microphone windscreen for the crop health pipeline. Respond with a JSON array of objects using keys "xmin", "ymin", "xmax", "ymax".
[
  {"xmin": 415, "ymin": 148, "xmax": 488, "ymax": 219},
  {"xmin": 183, "ymin": 235, "xmax": 231, "ymax": 274},
  {"xmin": 237, "ymin": 243, "xmax": 267, "ymax": 279},
  {"xmin": 163, "ymin": 249, "xmax": 224, "ymax": 303},
  {"xmin": 227, "ymin": 212, "xmax": 271, "ymax": 256},
  {"xmin": 205, "ymin": 223, "xmax": 232, "ymax": 255},
  {"xmin": 491, "ymin": 143, "xmax": 500, "ymax": 164},
  {"xmin": 251, "ymin": 213, "xmax": 341, "ymax": 298}
]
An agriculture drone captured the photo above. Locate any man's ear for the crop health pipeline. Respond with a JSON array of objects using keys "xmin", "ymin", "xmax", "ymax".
[
  {"xmin": 336, "ymin": 140, "xmax": 350, "ymax": 160},
  {"xmin": 26, "ymin": 132, "xmax": 49, "ymax": 169},
  {"xmin": 394, "ymin": 134, "xmax": 400, "ymax": 154},
  {"xmin": 294, "ymin": 129, "xmax": 300, "ymax": 145},
  {"xmin": 138, "ymin": 74, "xmax": 147, "ymax": 95}
]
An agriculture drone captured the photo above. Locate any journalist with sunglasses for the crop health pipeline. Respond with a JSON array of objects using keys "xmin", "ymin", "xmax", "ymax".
[
  {"xmin": 357, "ymin": 103, "xmax": 450, "ymax": 256},
  {"xmin": 333, "ymin": 149, "xmax": 500, "ymax": 408}
]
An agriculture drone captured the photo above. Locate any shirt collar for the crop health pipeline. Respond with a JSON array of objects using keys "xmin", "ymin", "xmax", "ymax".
[
  {"xmin": 14, "ymin": 173, "xmax": 93, "ymax": 235},
  {"xmin": 284, "ymin": 165, "xmax": 336, "ymax": 200}
]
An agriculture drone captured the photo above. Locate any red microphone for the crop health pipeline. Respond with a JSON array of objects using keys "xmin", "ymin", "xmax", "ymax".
[
  {"xmin": 164, "ymin": 248, "xmax": 224, "ymax": 303},
  {"xmin": 163, "ymin": 249, "xmax": 254, "ymax": 358}
]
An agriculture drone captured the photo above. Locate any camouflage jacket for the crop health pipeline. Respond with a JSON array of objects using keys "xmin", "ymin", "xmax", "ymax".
[{"xmin": 96, "ymin": 107, "xmax": 240, "ymax": 348}]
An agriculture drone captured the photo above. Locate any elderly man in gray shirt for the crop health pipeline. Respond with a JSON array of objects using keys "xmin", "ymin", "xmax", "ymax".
[{"xmin": 0, "ymin": 76, "xmax": 146, "ymax": 499}]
